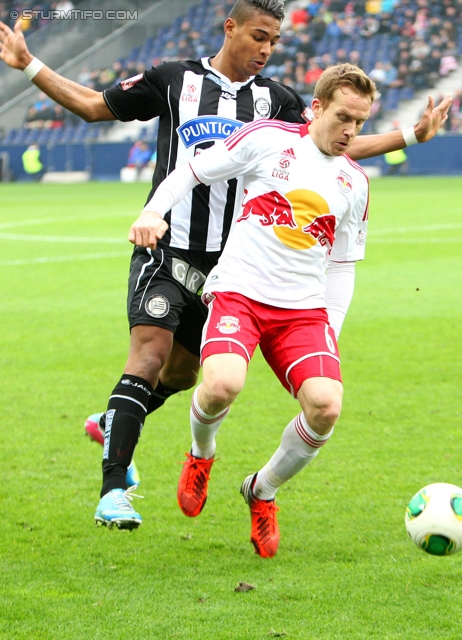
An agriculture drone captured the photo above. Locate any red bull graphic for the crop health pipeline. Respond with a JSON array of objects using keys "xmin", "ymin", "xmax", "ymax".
[
  {"xmin": 238, "ymin": 189, "xmax": 337, "ymax": 251},
  {"xmin": 302, "ymin": 214, "xmax": 336, "ymax": 249},
  {"xmin": 337, "ymin": 170, "xmax": 353, "ymax": 193},
  {"xmin": 216, "ymin": 315, "xmax": 240, "ymax": 335},
  {"xmin": 237, "ymin": 190, "xmax": 297, "ymax": 228}
]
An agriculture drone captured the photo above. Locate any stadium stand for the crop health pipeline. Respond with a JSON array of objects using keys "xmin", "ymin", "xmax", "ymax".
[
  {"xmin": 4, "ymin": 0, "xmax": 461, "ymax": 141},
  {"xmin": 0, "ymin": 0, "xmax": 461, "ymax": 178}
]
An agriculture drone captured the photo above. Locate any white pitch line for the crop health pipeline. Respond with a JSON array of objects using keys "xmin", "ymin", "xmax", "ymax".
[
  {"xmin": 371, "ymin": 223, "xmax": 462, "ymax": 236},
  {"xmin": 0, "ymin": 233, "xmax": 126, "ymax": 244},
  {"xmin": 0, "ymin": 212, "xmax": 135, "ymax": 230},
  {"xmin": 369, "ymin": 237, "xmax": 462, "ymax": 244},
  {"xmin": 0, "ymin": 252, "xmax": 129, "ymax": 266}
]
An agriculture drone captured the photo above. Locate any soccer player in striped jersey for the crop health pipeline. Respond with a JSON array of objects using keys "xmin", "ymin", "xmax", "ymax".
[
  {"xmin": 0, "ymin": 0, "xmax": 451, "ymax": 531},
  {"xmin": 132, "ymin": 63, "xmax": 375, "ymax": 557}
]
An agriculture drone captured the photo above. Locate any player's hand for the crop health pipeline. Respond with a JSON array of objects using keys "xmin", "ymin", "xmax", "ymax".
[
  {"xmin": 0, "ymin": 20, "xmax": 34, "ymax": 70},
  {"xmin": 414, "ymin": 94, "xmax": 452, "ymax": 143},
  {"xmin": 128, "ymin": 210, "xmax": 168, "ymax": 250}
]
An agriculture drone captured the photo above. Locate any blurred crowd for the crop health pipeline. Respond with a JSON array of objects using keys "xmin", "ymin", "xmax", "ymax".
[
  {"xmin": 13, "ymin": 0, "xmax": 462, "ymax": 135},
  {"xmin": 0, "ymin": 1, "xmax": 78, "ymax": 33}
]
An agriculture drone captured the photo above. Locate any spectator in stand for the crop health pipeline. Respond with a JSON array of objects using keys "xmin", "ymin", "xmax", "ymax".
[
  {"xmin": 320, "ymin": 52, "xmax": 334, "ymax": 69},
  {"xmin": 24, "ymin": 105, "xmax": 42, "ymax": 129},
  {"xmin": 96, "ymin": 67, "xmax": 117, "ymax": 92},
  {"xmin": 335, "ymin": 48, "xmax": 348, "ymax": 63},
  {"xmin": 348, "ymin": 50, "xmax": 362, "ymax": 69},
  {"xmin": 293, "ymin": 63, "xmax": 308, "ymax": 94},
  {"xmin": 309, "ymin": 14, "xmax": 326, "ymax": 41},
  {"xmin": 77, "ymin": 66, "xmax": 92, "ymax": 87},
  {"xmin": 341, "ymin": 14, "xmax": 361, "ymax": 37},
  {"xmin": 426, "ymin": 48, "xmax": 443, "ymax": 86},
  {"xmin": 291, "ymin": 5, "xmax": 309, "ymax": 30},
  {"xmin": 382, "ymin": 61, "xmax": 398, "ymax": 91},
  {"xmin": 365, "ymin": 0, "xmax": 381, "ymax": 14},
  {"xmin": 126, "ymin": 140, "xmax": 152, "ymax": 178},
  {"xmin": 325, "ymin": 17, "xmax": 343, "ymax": 37},
  {"xmin": 377, "ymin": 11, "xmax": 393, "ymax": 34},
  {"xmin": 410, "ymin": 37, "xmax": 431, "ymax": 60},
  {"xmin": 387, "ymin": 63, "xmax": 411, "ymax": 90},
  {"xmin": 360, "ymin": 15, "xmax": 379, "ymax": 38},
  {"xmin": 304, "ymin": 58, "xmax": 323, "ymax": 91},
  {"xmin": 307, "ymin": 1, "xmax": 321, "ymax": 18},
  {"xmin": 296, "ymin": 32, "xmax": 315, "ymax": 59}
]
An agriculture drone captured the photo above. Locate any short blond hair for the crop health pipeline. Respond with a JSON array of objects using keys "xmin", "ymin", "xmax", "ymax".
[{"xmin": 314, "ymin": 63, "xmax": 377, "ymax": 107}]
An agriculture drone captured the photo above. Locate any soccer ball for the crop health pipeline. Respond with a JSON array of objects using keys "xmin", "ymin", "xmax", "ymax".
[{"xmin": 405, "ymin": 483, "xmax": 462, "ymax": 556}]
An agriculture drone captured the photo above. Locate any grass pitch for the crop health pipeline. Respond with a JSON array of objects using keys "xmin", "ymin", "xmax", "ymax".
[{"xmin": 1, "ymin": 178, "xmax": 461, "ymax": 639}]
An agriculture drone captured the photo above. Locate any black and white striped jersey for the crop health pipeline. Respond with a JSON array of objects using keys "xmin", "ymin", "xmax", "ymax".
[{"xmin": 104, "ymin": 58, "xmax": 306, "ymax": 253}]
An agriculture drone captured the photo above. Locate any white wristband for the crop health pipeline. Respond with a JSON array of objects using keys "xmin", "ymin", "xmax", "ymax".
[
  {"xmin": 401, "ymin": 126, "xmax": 418, "ymax": 146},
  {"xmin": 23, "ymin": 57, "xmax": 44, "ymax": 80}
]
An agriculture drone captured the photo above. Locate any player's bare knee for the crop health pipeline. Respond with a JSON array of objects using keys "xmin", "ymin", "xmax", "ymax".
[
  {"xmin": 200, "ymin": 376, "xmax": 243, "ymax": 413},
  {"xmin": 304, "ymin": 404, "xmax": 339, "ymax": 435},
  {"xmin": 299, "ymin": 381, "xmax": 343, "ymax": 434}
]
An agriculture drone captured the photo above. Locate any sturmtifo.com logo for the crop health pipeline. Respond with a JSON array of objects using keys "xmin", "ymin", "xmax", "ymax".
[{"xmin": 10, "ymin": 9, "xmax": 138, "ymax": 20}]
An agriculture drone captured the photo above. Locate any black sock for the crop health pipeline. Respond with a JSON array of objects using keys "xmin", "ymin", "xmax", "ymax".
[
  {"xmin": 101, "ymin": 374, "xmax": 154, "ymax": 497},
  {"xmin": 147, "ymin": 380, "xmax": 180, "ymax": 414}
]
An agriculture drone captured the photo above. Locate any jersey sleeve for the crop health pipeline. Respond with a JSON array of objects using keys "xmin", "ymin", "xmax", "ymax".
[
  {"xmin": 103, "ymin": 64, "xmax": 176, "ymax": 122},
  {"xmin": 329, "ymin": 171, "xmax": 369, "ymax": 262},
  {"xmin": 189, "ymin": 122, "xmax": 264, "ymax": 185}
]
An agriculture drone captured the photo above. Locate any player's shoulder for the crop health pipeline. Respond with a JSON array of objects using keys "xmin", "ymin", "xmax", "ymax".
[
  {"xmin": 342, "ymin": 154, "xmax": 369, "ymax": 186},
  {"xmin": 145, "ymin": 58, "xmax": 206, "ymax": 81},
  {"xmin": 225, "ymin": 118, "xmax": 302, "ymax": 149}
]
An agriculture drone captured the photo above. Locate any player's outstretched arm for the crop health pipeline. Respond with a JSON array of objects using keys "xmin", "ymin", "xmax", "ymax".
[
  {"xmin": 348, "ymin": 94, "xmax": 452, "ymax": 160},
  {"xmin": 0, "ymin": 20, "xmax": 114, "ymax": 122}
]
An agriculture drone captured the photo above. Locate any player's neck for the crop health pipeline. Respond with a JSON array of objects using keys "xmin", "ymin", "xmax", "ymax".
[{"xmin": 209, "ymin": 51, "xmax": 250, "ymax": 84}]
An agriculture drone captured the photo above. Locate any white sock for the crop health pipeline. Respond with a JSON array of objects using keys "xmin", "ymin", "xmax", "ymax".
[
  {"xmin": 190, "ymin": 385, "xmax": 229, "ymax": 459},
  {"xmin": 253, "ymin": 413, "xmax": 334, "ymax": 501}
]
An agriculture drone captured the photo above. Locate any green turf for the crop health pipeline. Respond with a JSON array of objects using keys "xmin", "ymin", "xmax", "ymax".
[{"xmin": 1, "ymin": 178, "xmax": 461, "ymax": 639}]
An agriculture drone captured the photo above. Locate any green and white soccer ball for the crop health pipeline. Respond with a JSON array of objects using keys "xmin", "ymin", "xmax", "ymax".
[{"xmin": 405, "ymin": 483, "xmax": 462, "ymax": 556}]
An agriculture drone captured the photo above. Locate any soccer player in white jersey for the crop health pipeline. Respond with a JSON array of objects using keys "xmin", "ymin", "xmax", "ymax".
[
  {"xmin": 129, "ymin": 63, "xmax": 376, "ymax": 557},
  {"xmin": 0, "ymin": 1, "xmax": 451, "ymax": 532}
]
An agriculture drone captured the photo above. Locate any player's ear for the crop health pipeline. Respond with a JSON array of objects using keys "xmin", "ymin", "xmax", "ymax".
[
  {"xmin": 224, "ymin": 18, "xmax": 237, "ymax": 38},
  {"xmin": 311, "ymin": 98, "xmax": 323, "ymax": 118}
]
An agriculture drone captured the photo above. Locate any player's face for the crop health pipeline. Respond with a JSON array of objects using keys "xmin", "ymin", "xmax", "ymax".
[
  {"xmin": 310, "ymin": 86, "xmax": 372, "ymax": 156},
  {"xmin": 224, "ymin": 14, "xmax": 281, "ymax": 80}
]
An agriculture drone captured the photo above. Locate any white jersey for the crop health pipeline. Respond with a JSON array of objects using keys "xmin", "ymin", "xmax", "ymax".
[{"xmin": 189, "ymin": 119, "xmax": 369, "ymax": 309}]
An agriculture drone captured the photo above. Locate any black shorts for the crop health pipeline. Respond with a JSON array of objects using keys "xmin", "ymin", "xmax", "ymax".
[{"xmin": 127, "ymin": 244, "xmax": 221, "ymax": 356}]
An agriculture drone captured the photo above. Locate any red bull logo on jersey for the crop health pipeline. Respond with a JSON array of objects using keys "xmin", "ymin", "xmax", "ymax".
[
  {"xmin": 177, "ymin": 116, "xmax": 243, "ymax": 149},
  {"xmin": 337, "ymin": 170, "xmax": 353, "ymax": 193},
  {"xmin": 302, "ymin": 214, "xmax": 336, "ymax": 249},
  {"xmin": 237, "ymin": 190, "xmax": 297, "ymax": 228},
  {"xmin": 216, "ymin": 315, "xmax": 240, "ymax": 335},
  {"xmin": 238, "ymin": 189, "xmax": 336, "ymax": 252}
]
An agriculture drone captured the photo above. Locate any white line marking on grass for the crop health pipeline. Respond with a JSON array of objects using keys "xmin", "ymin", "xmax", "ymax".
[
  {"xmin": 0, "ymin": 252, "xmax": 129, "ymax": 266},
  {"xmin": 370, "ymin": 237, "xmax": 462, "ymax": 244},
  {"xmin": 0, "ymin": 212, "xmax": 134, "ymax": 230},
  {"xmin": 372, "ymin": 223, "xmax": 462, "ymax": 236},
  {"xmin": 0, "ymin": 233, "xmax": 126, "ymax": 243}
]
